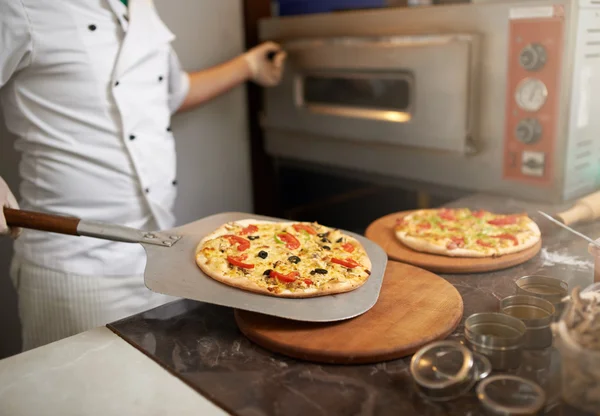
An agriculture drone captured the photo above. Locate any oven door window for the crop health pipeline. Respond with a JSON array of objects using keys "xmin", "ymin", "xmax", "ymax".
[{"xmin": 298, "ymin": 72, "xmax": 413, "ymax": 122}]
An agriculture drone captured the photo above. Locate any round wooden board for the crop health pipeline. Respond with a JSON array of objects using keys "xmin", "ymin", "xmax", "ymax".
[
  {"xmin": 234, "ymin": 261, "xmax": 463, "ymax": 364},
  {"xmin": 364, "ymin": 211, "xmax": 542, "ymax": 274}
]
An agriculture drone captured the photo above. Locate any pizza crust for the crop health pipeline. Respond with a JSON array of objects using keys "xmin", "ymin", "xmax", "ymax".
[
  {"xmin": 397, "ymin": 233, "xmax": 491, "ymax": 258},
  {"xmin": 394, "ymin": 210, "xmax": 541, "ymax": 258}
]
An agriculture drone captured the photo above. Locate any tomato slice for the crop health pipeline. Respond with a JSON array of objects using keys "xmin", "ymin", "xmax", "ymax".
[
  {"xmin": 477, "ymin": 239, "xmax": 493, "ymax": 248},
  {"xmin": 446, "ymin": 237, "xmax": 464, "ymax": 250},
  {"xmin": 494, "ymin": 233, "xmax": 519, "ymax": 246},
  {"xmin": 277, "ymin": 233, "xmax": 300, "ymax": 250},
  {"xmin": 488, "ymin": 216, "xmax": 518, "ymax": 226},
  {"xmin": 223, "ymin": 235, "xmax": 250, "ymax": 251},
  {"xmin": 270, "ymin": 270, "xmax": 299, "ymax": 283},
  {"xmin": 417, "ymin": 222, "xmax": 432, "ymax": 230},
  {"xmin": 292, "ymin": 224, "xmax": 317, "ymax": 235},
  {"xmin": 227, "ymin": 255, "xmax": 254, "ymax": 269},
  {"xmin": 239, "ymin": 224, "xmax": 258, "ymax": 235},
  {"xmin": 450, "ymin": 236, "xmax": 465, "ymax": 247},
  {"xmin": 439, "ymin": 209, "xmax": 456, "ymax": 221},
  {"xmin": 303, "ymin": 279, "xmax": 314, "ymax": 286},
  {"xmin": 473, "ymin": 210, "xmax": 487, "ymax": 218},
  {"xmin": 341, "ymin": 243, "xmax": 355, "ymax": 253},
  {"xmin": 331, "ymin": 258, "xmax": 360, "ymax": 269}
]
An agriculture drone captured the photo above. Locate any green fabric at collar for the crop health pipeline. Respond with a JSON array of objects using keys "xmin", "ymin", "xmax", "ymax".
[{"xmin": 120, "ymin": 0, "xmax": 128, "ymax": 6}]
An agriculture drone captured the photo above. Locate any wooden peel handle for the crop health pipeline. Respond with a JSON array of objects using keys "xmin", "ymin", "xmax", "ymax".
[
  {"xmin": 3, "ymin": 208, "xmax": 176, "ymax": 247},
  {"xmin": 556, "ymin": 191, "xmax": 600, "ymax": 226},
  {"xmin": 3, "ymin": 207, "xmax": 81, "ymax": 236}
]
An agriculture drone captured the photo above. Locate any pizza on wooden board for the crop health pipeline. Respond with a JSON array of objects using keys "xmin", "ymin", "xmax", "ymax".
[
  {"xmin": 394, "ymin": 208, "xmax": 541, "ymax": 258},
  {"xmin": 195, "ymin": 220, "xmax": 372, "ymax": 298}
]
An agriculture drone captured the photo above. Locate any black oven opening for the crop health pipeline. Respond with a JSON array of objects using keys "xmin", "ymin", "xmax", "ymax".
[{"xmin": 276, "ymin": 163, "xmax": 453, "ymax": 235}]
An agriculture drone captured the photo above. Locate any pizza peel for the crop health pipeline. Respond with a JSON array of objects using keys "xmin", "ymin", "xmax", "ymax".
[{"xmin": 4, "ymin": 208, "xmax": 387, "ymax": 322}]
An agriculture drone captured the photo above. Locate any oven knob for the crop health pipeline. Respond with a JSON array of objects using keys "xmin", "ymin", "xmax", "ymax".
[
  {"xmin": 515, "ymin": 118, "xmax": 542, "ymax": 144},
  {"xmin": 519, "ymin": 44, "xmax": 547, "ymax": 71}
]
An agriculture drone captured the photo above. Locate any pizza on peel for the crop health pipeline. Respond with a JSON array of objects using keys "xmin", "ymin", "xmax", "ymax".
[
  {"xmin": 195, "ymin": 220, "xmax": 372, "ymax": 298},
  {"xmin": 394, "ymin": 208, "xmax": 541, "ymax": 258}
]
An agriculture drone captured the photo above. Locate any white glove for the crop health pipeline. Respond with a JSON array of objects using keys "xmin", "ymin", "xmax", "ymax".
[
  {"xmin": 243, "ymin": 41, "xmax": 287, "ymax": 87},
  {"xmin": 0, "ymin": 176, "xmax": 21, "ymax": 239}
]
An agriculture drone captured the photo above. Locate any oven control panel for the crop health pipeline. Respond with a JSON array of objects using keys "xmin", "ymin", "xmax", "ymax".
[{"xmin": 503, "ymin": 10, "xmax": 564, "ymax": 185}]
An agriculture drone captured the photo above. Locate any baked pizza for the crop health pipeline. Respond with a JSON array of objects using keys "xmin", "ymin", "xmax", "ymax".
[
  {"xmin": 394, "ymin": 208, "xmax": 541, "ymax": 258},
  {"xmin": 195, "ymin": 220, "xmax": 372, "ymax": 298}
]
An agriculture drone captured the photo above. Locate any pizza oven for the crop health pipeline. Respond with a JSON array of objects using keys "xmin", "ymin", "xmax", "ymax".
[{"xmin": 259, "ymin": 0, "xmax": 600, "ymax": 211}]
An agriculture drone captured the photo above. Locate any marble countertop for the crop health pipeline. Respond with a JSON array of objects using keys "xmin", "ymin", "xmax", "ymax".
[
  {"xmin": 106, "ymin": 193, "xmax": 599, "ymax": 416},
  {"xmin": 0, "ymin": 327, "xmax": 227, "ymax": 416}
]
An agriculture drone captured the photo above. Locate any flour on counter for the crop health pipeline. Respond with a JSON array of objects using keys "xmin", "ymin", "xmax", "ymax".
[{"xmin": 540, "ymin": 248, "xmax": 594, "ymax": 270}]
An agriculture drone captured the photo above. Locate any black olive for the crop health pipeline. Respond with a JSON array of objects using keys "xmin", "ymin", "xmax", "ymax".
[
  {"xmin": 336, "ymin": 237, "xmax": 343, "ymax": 243},
  {"xmin": 323, "ymin": 246, "xmax": 331, "ymax": 250},
  {"xmin": 313, "ymin": 268, "xmax": 328, "ymax": 275},
  {"xmin": 321, "ymin": 237, "xmax": 331, "ymax": 243},
  {"xmin": 258, "ymin": 251, "xmax": 268, "ymax": 259},
  {"xmin": 318, "ymin": 232, "xmax": 330, "ymax": 238},
  {"xmin": 366, "ymin": 270, "xmax": 371, "ymax": 275},
  {"xmin": 310, "ymin": 271, "xmax": 316, "ymax": 275},
  {"xmin": 248, "ymin": 236, "xmax": 260, "ymax": 240},
  {"xmin": 288, "ymin": 256, "xmax": 301, "ymax": 264},
  {"xmin": 263, "ymin": 269, "xmax": 272, "ymax": 276}
]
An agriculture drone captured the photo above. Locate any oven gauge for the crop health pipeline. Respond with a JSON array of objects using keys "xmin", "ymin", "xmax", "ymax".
[{"xmin": 515, "ymin": 78, "xmax": 548, "ymax": 112}]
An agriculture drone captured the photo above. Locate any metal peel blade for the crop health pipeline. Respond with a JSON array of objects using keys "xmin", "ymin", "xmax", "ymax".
[{"xmin": 538, "ymin": 211, "xmax": 600, "ymax": 248}]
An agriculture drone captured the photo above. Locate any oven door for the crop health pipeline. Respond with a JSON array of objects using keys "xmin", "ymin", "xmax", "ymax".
[{"xmin": 263, "ymin": 34, "xmax": 480, "ymax": 154}]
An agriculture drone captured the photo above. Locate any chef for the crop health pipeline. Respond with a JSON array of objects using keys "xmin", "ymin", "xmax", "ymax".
[{"xmin": 0, "ymin": 0, "xmax": 286, "ymax": 351}]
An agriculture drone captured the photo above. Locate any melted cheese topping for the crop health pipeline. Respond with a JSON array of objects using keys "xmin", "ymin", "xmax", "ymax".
[{"xmin": 198, "ymin": 222, "xmax": 370, "ymax": 294}]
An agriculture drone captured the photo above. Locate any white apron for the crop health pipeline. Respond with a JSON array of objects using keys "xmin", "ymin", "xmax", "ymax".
[{"xmin": 10, "ymin": 256, "xmax": 176, "ymax": 351}]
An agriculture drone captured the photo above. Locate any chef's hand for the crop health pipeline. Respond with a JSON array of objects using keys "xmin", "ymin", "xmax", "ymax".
[
  {"xmin": 0, "ymin": 176, "xmax": 21, "ymax": 239},
  {"xmin": 243, "ymin": 42, "xmax": 287, "ymax": 87}
]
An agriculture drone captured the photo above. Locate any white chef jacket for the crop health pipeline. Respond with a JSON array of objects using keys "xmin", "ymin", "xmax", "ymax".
[{"xmin": 0, "ymin": 0, "xmax": 190, "ymax": 275}]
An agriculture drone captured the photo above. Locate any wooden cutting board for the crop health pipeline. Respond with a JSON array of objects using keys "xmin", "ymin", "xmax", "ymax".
[
  {"xmin": 364, "ymin": 211, "xmax": 542, "ymax": 274},
  {"xmin": 234, "ymin": 261, "xmax": 463, "ymax": 364}
]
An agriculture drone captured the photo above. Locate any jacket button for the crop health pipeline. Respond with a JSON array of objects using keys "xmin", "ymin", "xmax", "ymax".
[
  {"xmin": 114, "ymin": 81, "xmax": 120, "ymax": 87},
  {"xmin": 166, "ymin": 126, "xmax": 171, "ymax": 132},
  {"xmin": 145, "ymin": 188, "xmax": 150, "ymax": 194},
  {"xmin": 129, "ymin": 134, "xmax": 136, "ymax": 140},
  {"xmin": 88, "ymin": 24, "xmax": 97, "ymax": 31},
  {"xmin": 158, "ymin": 75, "xmax": 164, "ymax": 82},
  {"xmin": 172, "ymin": 180, "xmax": 178, "ymax": 186}
]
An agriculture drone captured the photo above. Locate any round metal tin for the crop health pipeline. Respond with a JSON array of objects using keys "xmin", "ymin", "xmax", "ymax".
[
  {"xmin": 500, "ymin": 295, "xmax": 554, "ymax": 349},
  {"xmin": 410, "ymin": 340, "xmax": 475, "ymax": 401},
  {"xmin": 465, "ymin": 312, "xmax": 526, "ymax": 371},
  {"xmin": 477, "ymin": 374, "xmax": 546, "ymax": 415},
  {"xmin": 515, "ymin": 275, "xmax": 568, "ymax": 319}
]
